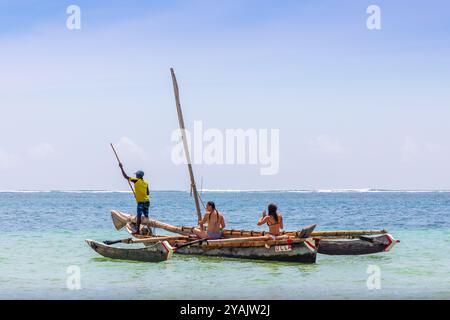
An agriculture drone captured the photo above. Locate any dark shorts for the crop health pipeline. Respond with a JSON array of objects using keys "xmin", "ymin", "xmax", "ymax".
[
  {"xmin": 207, "ymin": 231, "xmax": 223, "ymax": 240},
  {"xmin": 137, "ymin": 201, "xmax": 150, "ymax": 218}
]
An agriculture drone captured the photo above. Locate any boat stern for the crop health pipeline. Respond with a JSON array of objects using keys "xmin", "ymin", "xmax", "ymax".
[{"xmin": 383, "ymin": 234, "xmax": 400, "ymax": 252}]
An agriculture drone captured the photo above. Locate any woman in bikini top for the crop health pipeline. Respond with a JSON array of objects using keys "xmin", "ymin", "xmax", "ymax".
[
  {"xmin": 193, "ymin": 201, "xmax": 226, "ymax": 240},
  {"xmin": 257, "ymin": 203, "xmax": 283, "ymax": 236}
]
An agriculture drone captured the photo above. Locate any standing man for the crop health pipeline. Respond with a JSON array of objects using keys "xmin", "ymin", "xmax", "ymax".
[{"xmin": 119, "ymin": 163, "xmax": 150, "ymax": 235}]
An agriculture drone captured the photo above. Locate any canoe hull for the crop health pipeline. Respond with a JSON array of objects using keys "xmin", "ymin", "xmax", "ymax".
[
  {"xmin": 172, "ymin": 238, "xmax": 317, "ymax": 263},
  {"xmin": 85, "ymin": 239, "xmax": 173, "ymax": 262},
  {"xmin": 317, "ymin": 234, "xmax": 398, "ymax": 255},
  {"xmin": 176, "ymin": 244, "xmax": 316, "ymax": 263}
]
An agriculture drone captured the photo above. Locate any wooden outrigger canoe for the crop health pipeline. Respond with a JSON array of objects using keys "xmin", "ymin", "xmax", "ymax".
[
  {"xmin": 85, "ymin": 239, "xmax": 173, "ymax": 262},
  {"xmin": 110, "ymin": 210, "xmax": 399, "ymax": 256}
]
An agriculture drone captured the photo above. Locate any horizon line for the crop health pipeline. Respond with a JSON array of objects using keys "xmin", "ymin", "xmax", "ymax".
[{"xmin": 1, "ymin": 189, "xmax": 450, "ymax": 193}]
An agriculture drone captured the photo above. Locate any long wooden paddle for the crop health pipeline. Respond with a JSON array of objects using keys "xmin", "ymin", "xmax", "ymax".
[
  {"xmin": 175, "ymin": 238, "xmax": 208, "ymax": 249},
  {"xmin": 103, "ymin": 235, "xmax": 191, "ymax": 246},
  {"xmin": 103, "ymin": 237, "xmax": 208, "ymax": 251},
  {"xmin": 110, "ymin": 143, "xmax": 137, "ymax": 201}
]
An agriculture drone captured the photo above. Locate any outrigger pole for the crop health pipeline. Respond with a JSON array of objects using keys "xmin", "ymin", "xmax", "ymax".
[{"xmin": 170, "ymin": 68, "xmax": 203, "ymax": 222}]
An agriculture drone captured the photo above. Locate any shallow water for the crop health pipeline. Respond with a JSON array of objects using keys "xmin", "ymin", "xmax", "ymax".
[{"xmin": 0, "ymin": 191, "xmax": 449, "ymax": 299}]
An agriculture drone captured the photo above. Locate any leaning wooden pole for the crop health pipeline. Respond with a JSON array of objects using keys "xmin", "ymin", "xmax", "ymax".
[
  {"xmin": 110, "ymin": 143, "xmax": 137, "ymax": 201},
  {"xmin": 170, "ymin": 68, "xmax": 203, "ymax": 222}
]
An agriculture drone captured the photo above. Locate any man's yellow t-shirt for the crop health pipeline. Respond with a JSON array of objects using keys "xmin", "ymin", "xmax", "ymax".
[{"xmin": 129, "ymin": 178, "xmax": 150, "ymax": 203}]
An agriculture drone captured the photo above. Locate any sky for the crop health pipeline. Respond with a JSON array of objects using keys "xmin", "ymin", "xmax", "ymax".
[{"xmin": 0, "ymin": 0, "xmax": 449, "ymax": 191}]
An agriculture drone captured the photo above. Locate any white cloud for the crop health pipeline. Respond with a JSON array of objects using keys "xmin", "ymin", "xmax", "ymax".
[
  {"xmin": 27, "ymin": 143, "xmax": 56, "ymax": 160},
  {"xmin": 309, "ymin": 135, "xmax": 346, "ymax": 158},
  {"xmin": 115, "ymin": 137, "xmax": 146, "ymax": 161}
]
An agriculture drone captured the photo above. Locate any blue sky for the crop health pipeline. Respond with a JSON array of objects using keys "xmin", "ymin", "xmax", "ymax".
[{"xmin": 0, "ymin": 0, "xmax": 449, "ymax": 190}]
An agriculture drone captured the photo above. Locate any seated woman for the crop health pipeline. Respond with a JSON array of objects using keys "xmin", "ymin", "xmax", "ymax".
[
  {"xmin": 257, "ymin": 203, "xmax": 284, "ymax": 236},
  {"xmin": 193, "ymin": 201, "xmax": 226, "ymax": 239}
]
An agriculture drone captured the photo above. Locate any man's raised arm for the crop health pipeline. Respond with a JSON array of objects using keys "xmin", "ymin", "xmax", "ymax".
[{"xmin": 119, "ymin": 163, "xmax": 130, "ymax": 180}]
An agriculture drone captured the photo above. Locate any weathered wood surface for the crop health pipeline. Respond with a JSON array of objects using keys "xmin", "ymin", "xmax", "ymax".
[
  {"xmin": 85, "ymin": 239, "xmax": 173, "ymax": 262},
  {"xmin": 175, "ymin": 240, "xmax": 317, "ymax": 263}
]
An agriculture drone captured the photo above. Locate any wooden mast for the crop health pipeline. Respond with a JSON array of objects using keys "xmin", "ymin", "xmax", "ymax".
[{"xmin": 170, "ymin": 68, "xmax": 203, "ymax": 222}]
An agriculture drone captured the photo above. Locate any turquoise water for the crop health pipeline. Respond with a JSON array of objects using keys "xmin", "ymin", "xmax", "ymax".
[{"xmin": 0, "ymin": 191, "xmax": 449, "ymax": 299}]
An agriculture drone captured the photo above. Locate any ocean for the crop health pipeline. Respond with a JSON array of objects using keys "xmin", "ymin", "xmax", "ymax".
[{"xmin": 0, "ymin": 190, "xmax": 449, "ymax": 299}]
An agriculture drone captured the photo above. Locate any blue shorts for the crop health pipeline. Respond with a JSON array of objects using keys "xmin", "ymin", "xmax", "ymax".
[
  {"xmin": 207, "ymin": 231, "xmax": 222, "ymax": 240},
  {"xmin": 137, "ymin": 201, "xmax": 150, "ymax": 218}
]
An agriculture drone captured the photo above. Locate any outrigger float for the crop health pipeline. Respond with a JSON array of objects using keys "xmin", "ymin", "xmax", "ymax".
[{"xmin": 86, "ymin": 69, "xmax": 399, "ymax": 263}]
